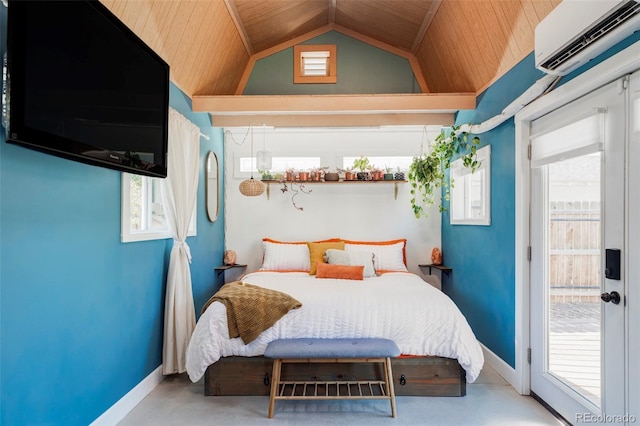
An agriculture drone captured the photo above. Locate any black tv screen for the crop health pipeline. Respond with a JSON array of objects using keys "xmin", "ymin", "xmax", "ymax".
[{"xmin": 6, "ymin": 0, "xmax": 169, "ymax": 178}]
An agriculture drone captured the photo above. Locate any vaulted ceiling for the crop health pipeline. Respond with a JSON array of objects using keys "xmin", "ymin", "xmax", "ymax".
[{"xmin": 101, "ymin": 0, "xmax": 561, "ymax": 125}]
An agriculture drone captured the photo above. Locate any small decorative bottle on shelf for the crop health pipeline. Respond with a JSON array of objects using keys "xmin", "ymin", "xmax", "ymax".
[
  {"xmin": 431, "ymin": 247, "xmax": 443, "ymax": 265},
  {"xmin": 224, "ymin": 250, "xmax": 237, "ymax": 266}
]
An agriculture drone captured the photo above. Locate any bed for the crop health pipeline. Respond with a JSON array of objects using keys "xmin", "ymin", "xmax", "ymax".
[{"xmin": 185, "ymin": 238, "xmax": 484, "ymax": 397}]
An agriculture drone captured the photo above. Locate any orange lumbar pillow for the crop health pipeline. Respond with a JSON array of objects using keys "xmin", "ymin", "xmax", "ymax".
[{"xmin": 315, "ymin": 262, "xmax": 364, "ymax": 280}]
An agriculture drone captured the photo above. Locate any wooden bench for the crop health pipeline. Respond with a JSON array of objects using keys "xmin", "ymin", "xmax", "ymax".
[{"xmin": 264, "ymin": 338, "xmax": 400, "ymax": 418}]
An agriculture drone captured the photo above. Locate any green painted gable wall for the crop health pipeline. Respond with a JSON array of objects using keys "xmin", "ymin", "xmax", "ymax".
[{"xmin": 243, "ymin": 31, "xmax": 421, "ymax": 95}]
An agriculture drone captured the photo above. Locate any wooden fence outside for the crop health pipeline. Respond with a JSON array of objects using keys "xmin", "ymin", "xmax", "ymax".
[{"xmin": 549, "ymin": 200, "xmax": 601, "ymax": 303}]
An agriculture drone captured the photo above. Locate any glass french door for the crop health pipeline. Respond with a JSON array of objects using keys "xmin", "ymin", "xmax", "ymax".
[{"xmin": 530, "ymin": 77, "xmax": 627, "ymax": 423}]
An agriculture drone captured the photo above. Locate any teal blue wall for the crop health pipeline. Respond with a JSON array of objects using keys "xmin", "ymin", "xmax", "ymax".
[
  {"xmin": 0, "ymin": 6, "xmax": 224, "ymax": 423},
  {"xmin": 243, "ymin": 31, "xmax": 421, "ymax": 95},
  {"xmin": 440, "ymin": 57, "xmax": 542, "ymax": 367},
  {"xmin": 442, "ymin": 32, "xmax": 640, "ymax": 368}
]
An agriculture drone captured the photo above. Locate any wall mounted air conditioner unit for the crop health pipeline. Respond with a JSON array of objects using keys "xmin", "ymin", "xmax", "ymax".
[{"xmin": 535, "ymin": 0, "xmax": 640, "ymax": 75}]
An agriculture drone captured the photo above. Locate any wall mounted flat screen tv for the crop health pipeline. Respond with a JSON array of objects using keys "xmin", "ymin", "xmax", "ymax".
[{"xmin": 5, "ymin": 0, "xmax": 169, "ymax": 178}]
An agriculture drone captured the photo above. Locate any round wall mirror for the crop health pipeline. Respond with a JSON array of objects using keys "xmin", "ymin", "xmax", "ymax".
[{"xmin": 206, "ymin": 151, "xmax": 219, "ymax": 222}]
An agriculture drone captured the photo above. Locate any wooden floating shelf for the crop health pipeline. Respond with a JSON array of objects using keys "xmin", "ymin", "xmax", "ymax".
[
  {"xmin": 261, "ymin": 179, "xmax": 407, "ymax": 200},
  {"xmin": 261, "ymin": 179, "xmax": 407, "ymax": 183},
  {"xmin": 419, "ymin": 264, "xmax": 453, "ymax": 277},
  {"xmin": 214, "ymin": 264, "xmax": 247, "ymax": 276}
]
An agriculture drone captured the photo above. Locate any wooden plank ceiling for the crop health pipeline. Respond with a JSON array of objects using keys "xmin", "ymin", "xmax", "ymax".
[{"xmin": 101, "ymin": 0, "xmax": 561, "ymax": 125}]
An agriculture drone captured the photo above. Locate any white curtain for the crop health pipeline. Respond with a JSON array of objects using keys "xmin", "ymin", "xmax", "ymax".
[{"xmin": 161, "ymin": 108, "xmax": 201, "ymax": 375}]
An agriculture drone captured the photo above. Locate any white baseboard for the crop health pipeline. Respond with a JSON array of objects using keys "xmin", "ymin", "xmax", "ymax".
[
  {"xmin": 481, "ymin": 343, "xmax": 518, "ymax": 390},
  {"xmin": 90, "ymin": 365, "xmax": 164, "ymax": 426}
]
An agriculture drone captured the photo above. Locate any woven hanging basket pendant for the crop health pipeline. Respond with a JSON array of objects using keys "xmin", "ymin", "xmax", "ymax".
[
  {"xmin": 239, "ymin": 125, "xmax": 266, "ymax": 197},
  {"xmin": 239, "ymin": 177, "xmax": 265, "ymax": 196}
]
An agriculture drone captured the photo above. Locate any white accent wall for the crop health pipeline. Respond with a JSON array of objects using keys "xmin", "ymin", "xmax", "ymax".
[{"xmin": 223, "ymin": 126, "xmax": 443, "ymax": 279}]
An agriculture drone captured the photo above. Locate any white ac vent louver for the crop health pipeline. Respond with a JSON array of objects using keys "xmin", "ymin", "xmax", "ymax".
[{"xmin": 535, "ymin": 0, "xmax": 640, "ymax": 76}]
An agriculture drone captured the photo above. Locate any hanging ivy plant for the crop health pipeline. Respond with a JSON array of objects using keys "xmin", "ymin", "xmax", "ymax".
[{"xmin": 408, "ymin": 125, "xmax": 481, "ymax": 218}]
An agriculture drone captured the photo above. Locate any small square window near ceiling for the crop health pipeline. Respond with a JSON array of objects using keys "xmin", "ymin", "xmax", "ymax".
[
  {"xmin": 302, "ymin": 51, "xmax": 330, "ymax": 76},
  {"xmin": 294, "ymin": 44, "xmax": 337, "ymax": 84}
]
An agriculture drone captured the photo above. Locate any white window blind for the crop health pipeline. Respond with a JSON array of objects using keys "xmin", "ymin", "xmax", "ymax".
[{"xmin": 530, "ymin": 111, "xmax": 605, "ymax": 168}]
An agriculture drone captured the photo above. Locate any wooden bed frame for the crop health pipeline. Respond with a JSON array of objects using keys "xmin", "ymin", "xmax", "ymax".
[{"xmin": 204, "ymin": 355, "xmax": 466, "ymax": 397}]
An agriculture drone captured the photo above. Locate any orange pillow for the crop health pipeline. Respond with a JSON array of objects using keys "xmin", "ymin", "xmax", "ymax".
[
  {"xmin": 315, "ymin": 262, "xmax": 364, "ymax": 280},
  {"xmin": 307, "ymin": 241, "xmax": 345, "ymax": 275}
]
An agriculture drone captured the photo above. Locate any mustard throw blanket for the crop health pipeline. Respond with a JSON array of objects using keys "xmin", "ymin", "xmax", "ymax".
[{"xmin": 201, "ymin": 281, "xmax": 302, "ymax": 344}]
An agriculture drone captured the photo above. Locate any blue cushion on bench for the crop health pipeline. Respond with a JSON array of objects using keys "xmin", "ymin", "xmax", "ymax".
[{"xmin": 264, "ymin": 338, "xmax": 400, "ymax": 359}]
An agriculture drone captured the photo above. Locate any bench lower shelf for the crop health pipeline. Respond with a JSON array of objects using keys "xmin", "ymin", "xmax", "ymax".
[
  {"xmin": 204, "ymin": 355, "xmax": 466, "ymax": 397},
  {"xmin": 276, "ymin": 380, "xmax": 390, "ymax": 399}
]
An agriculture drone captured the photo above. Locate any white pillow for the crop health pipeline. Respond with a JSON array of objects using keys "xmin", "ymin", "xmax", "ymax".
[
  {"xmin": 260, "ymin": 241, "xmax": 310, "ymax": 271},
  {"xmin": 324, "ymin": 248, "xmax": 350, "ymax": 265},
  {"xmin": 324, "ymin": 249, "xmax": 375, "ymax": 278},
  {"xmin": 347, "ymin": 250, "xmax": 376, "ymax": 278},
  {"xmin": 345, "ymin": 241, "xmax": 407, "ymax": 272}
]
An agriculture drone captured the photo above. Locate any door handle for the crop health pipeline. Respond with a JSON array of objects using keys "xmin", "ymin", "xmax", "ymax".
[{"xmin": 600, "ymin": 291, "xmax": 621, "ymax": 305}]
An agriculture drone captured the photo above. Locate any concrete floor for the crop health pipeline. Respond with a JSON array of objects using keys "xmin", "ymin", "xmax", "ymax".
[{"xmin": 118, "ymin": 365, "xmax": 563, "ymax": 426}]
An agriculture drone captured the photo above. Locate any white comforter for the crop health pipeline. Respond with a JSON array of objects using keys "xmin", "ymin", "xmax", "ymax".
[{"xmin": 186, "ymin": 271, "xmax": 484, "ymax": 383}]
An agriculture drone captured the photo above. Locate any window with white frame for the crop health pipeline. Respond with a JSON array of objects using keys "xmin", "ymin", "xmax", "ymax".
[
  {"xmin": 121, "ymin": 173, "xmax": 196, "ymax": 243},
  {"xmin": 342, "ymin": 156, "xmax": 412, "ymax": 173},
  {"xmin": 236, "ymin": 155, "xmax": 413, "ymax": 178},
  {"xmin": 450, "ymin": 145, "xmax": 491, "ymax": 225},
  {"xmin": 293, "ymin": 44, "xmax": 337, "ymax": 84},
  {"xmin": 236, "ymin": 155, "xmax": 322, "ymax": 178}
]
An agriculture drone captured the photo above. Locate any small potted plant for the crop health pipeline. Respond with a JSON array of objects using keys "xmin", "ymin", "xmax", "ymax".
[
  {"xmin": 310, "ymin": 166, "xmax": 328, "ymax": 181},
  {"xmin": 352, "ymin": 156, "xmax": 371, "ymax": 180},
  {"xmin": 384, "ymin": 165, "xmax": 394, "ymax": 180},
  {"xmin": 285, "ymin": 167, "xmax": 296, "ymax": 182},
  {"xmin": 323, "ymin": 168, "xmax": 340, "ymax": 181},
  {"xmin": 342, "ymin": 167, "xmax": 355, "ymax": 181},
  {"xmin": 370, "ymin": 166, "xmax": 384, "ymax": 181},
  {"xmin": 298, "ymin": 169, "xmax": 310, "ymax": 182},
  {"xmin": 259, "ymin": 169, "xmax": 274, "ymax": 180}
]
